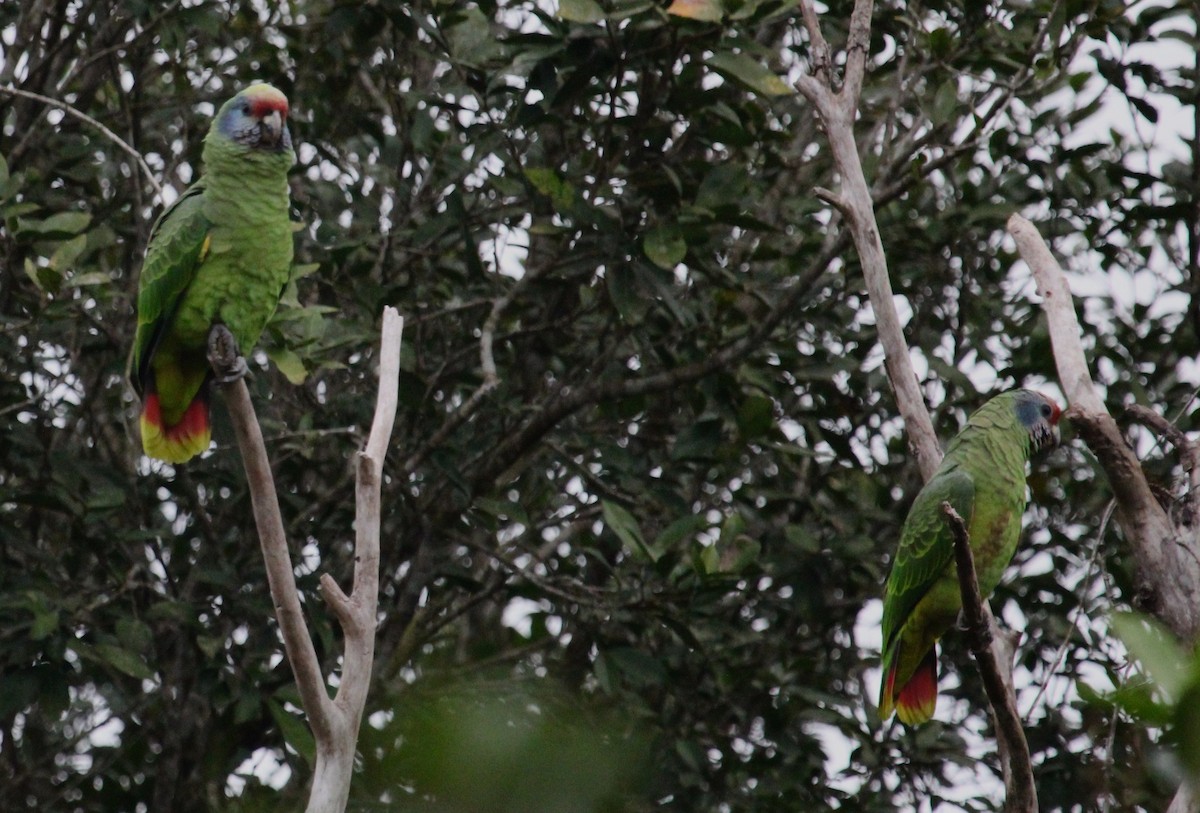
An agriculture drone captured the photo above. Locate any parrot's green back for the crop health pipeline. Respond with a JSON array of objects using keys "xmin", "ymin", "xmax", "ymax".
[
  {"xmin": 130, "ymin": 83, "xmax": 295, "ymax": 463},
  {"xmin": 878, "ymin": 390, "xmax": 1062, "ymax": 725}
]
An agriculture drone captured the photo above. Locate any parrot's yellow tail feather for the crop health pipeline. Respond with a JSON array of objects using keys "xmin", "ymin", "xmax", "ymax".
[{"xmin": 140, "ymin": 392, "xmax": 211, "ymax": 463}]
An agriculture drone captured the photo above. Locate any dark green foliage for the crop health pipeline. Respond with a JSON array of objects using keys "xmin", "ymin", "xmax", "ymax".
[{"xmin": 2, "ymin": 1, "xmax": 1197, "ymax": 811}]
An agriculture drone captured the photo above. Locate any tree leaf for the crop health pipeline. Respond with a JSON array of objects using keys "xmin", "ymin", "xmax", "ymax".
[
  {"xmin": 652, "ymin": 513, "xmax": 709, "ymax": 557},
  {"xmin": 606, "ymin": 264, "xmax": 644, "ymax": 322},
  {"xmin": 706, "ymin": 51, "xmax": 792, "ymax": 96},
  {"xmin": 17, "ymin": 210, "xmax": 92, "ymax": 236},
  {"xmin": 559, "ymin": 0, "xmax": 605, "ymax": 23},
  {"xmin": 931, "ymin": 79, "xmax": 958, "ymax": 126},
  {"xmin": 736, "ymin": 394, "xmax": 774, "ymax": 439},
  {"xmin": 525, "ymin": 167, "xmax": 577, "ymax": 212},
  {"xmin": 671, "ymin": 418, "xmax": 722, "ymax": 460},
  {"xmin": 643, "ymin": 224, "xmax": 687, "ymax": 269},
  {"xmin": 1112, "ymin": 611, "xmax": 1189, "ymax": 703},
  {"xmin": 94, "ymin": 643, "xmax": 156, "ymax": 681},
  {"xmin": 666, "ymin": 0, "xmax": 723, "ymax": 21},
  {"xmin": 268, "ymin": 698, "xmax": 317, "ymax": 765},
  {"xmin": 602, "ymin": 500, "xmax": 655, "ymax": 562},
  {"xmin": 267, "ymin": 347, "xmax": 309, "ymax": 385},
  {"xmin": 30, "ymin": 606, "xmax": 58, "ymax": 640}
]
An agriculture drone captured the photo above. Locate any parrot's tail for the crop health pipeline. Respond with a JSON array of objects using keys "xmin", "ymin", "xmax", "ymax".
[
  {"xmin": 140, "ymin": 390, "xmax": 212, "ymax": 463},
  {"xmin": 895, "ymin": 649, "xmax": 938, "ymax": 726}
]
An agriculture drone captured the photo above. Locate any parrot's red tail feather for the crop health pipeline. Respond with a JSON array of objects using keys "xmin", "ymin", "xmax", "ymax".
[
  {"xmin": 140, "ymin": 391, "xmax": 212, "ymax": 463},
  {"xmin": 896, "ymin": 649, "xmax": 938, "ymax": 726}
]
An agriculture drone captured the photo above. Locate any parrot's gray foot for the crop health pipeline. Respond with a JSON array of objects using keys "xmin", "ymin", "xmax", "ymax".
[
  {"xmin": 214, "ymin": 356, "xmax": 249, "ymax": 384},
  {"xmin": 964, "ymin": 614, "xmax": 994, "ymax": 654},
  {"xmin": 206, "ymin": 324, "xmax": 248, "ymax": 384}
]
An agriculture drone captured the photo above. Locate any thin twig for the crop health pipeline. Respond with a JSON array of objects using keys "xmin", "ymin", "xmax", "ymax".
[
  {"xmin": 0, "ymin": 85, "xmax": 164, "ymax": 199},
  {"xmin": 400, "ymin": 262, "xmax": 539, "ymax": 476},
  {"xmin": 941, "ymin": 502, "xmax": 1038, "ymax": 813},
  {"xmin": 1126, "ymin": 404, "xmax": 1200, "ymax": 471},
  {"xmin": 1023, "ymin": 499, "xmax": 1116, "ymax": 716},
  {"xmin": 1127, "ymin": 402, "xmax": 1200, "ymax": 526}
]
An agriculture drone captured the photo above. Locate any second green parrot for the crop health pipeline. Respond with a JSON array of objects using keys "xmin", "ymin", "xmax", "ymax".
[
  {"xmin": 878, "ymin": 389, "xmax": 1063, "ymax": 725},
  {"xmin": 130, "ymin": 83, "xmax": 295, "ymax": 463}
]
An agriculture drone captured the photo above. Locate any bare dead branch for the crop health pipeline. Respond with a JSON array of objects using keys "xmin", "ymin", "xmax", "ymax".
[
  {"xmin": 211, "ymin": 308, "xmax": 404, "ymax": 813},
  {"xmin": 1009, "ymin": 213, "xmax": 1200, "ymax": 641},
  {"xmin": 792, "ymin": 3, "xmax": 941, "ymax": 481},
  {"xmin": 308, "ymin": 306, "xmax": 404, "ymax": 813},
  {"xmin": 842, "ymin": 0, "xmax": 876, "ymax": 109},
  {"xmin": 941, "ymin": 503, "xmax": 1038, "ymax": 813},
  {"xmin": 207, "ymin": 325, "xmax": 334, "ymax": 744},
  {"xmin": 1167, "ymin": 783, "xmax": 1199, "ymax": 813},
  {"xmin": 1007, "ymin": 215, "xmax": 1102, "ymax": 413},
  {"xmin": 813, "ymin": 185, "xmax": 852, "ymax": 216},
  {"xmin": 1126, "ymin": 404, "xmax": 1195, "ymax": 457},
  {"xmin": 797, "ymin": 0, "xmax": 833, "ymax": 80}
]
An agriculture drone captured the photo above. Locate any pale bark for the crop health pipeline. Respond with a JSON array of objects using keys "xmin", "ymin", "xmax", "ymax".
[
  {"xmin": 794, "ymin": 0, "xmax": 941, "ymax": 482},
  {"xmin": 793, "ymin": 4, "xmax": 1037, "ymax": 807},
  {"xmin": 1009, "ymin": 214, "xmax": 1200, "ymax": 643},
  {"xmin": 209, "ymin": 307, "xmax": 405, "ymax": 812},
  {"xmin": 1167, "ymin": 783, "xmax": 1199, "ymax": 813}
]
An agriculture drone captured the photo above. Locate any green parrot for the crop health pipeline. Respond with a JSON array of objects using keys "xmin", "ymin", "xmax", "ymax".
[
  {"xmin": 878, "ymin": 389, "xmax": 1063, "ymax": 725},
  {"xmin": 130, "ymin": 83, "xmax": 295, "ymax": 463}
]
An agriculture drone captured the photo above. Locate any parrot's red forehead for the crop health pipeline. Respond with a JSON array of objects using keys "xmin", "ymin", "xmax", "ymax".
[
  {"xmin": 1044, "ymin": 396, "xmax": 1064, "ymax": 423},
  {"xmin": 240, "ymin": 84, "xmax": 289, "ymax": 118}
]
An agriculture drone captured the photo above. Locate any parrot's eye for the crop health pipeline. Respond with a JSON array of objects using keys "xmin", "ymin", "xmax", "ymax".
[
  {"xmin": 1040, "ymin": 404, "xmax": 1053, "ymax": 418},
  {"xmin": 240, "ymin": 102, "xmax": 251, "ymax": 115}
]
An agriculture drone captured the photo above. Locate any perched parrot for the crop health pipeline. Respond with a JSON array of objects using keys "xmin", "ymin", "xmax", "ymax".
[
  {"xmin": 878, "ymin": 389, "xmax": 1063, "ymax": 725},
  {"xmin": 130, "ymin": 83, "xmax": 295, "ymax": 463}
]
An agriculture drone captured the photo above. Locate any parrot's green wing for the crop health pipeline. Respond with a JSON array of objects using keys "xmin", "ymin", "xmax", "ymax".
[
  {"xmin": 129, "ymin": 181, "xmax": 213, "ymax": 395},
  {"xmin": 880, "ymin": 469, "xmax": 976, "ymax": 657}
]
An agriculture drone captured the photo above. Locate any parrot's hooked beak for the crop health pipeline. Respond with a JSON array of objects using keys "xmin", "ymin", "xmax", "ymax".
[{"xmin": 259, "ymin": 110, "xmax": 285, "ymax": 148}]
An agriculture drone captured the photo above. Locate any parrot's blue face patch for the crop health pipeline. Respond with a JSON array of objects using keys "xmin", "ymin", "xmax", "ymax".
[
  {"xmin": 216, "ymin": 97, "xmax": 292, "ymax": 153},
  {"xmin": 1014, "ymin": 390, "xmax": 1062, "ymax": 452}
]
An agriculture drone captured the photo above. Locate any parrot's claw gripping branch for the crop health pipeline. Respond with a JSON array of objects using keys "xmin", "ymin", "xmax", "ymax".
[
  {"xmin": 941, "ymin": 503, "xmax": 1038, "ymax": 813},
  {"xmin": 206, "ymin": 324, "xmax": 249, "ymax": 384}
]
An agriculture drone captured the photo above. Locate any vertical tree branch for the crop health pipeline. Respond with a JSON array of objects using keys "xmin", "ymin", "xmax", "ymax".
[
  {"xmin": 210, "ymin": 306, "xmax": 405, "ymax": 813},
  {"xmin": 794, "ymin": 4, "xmax": 1035, "ymax": 803},
  {"xmin": 207, "ymin": 326, "xmax": 336, "ymax": 745},
  {"xmin": 841, "ymin": 0, "xmax": 875, "ymax": 107},
  {"xmin": 311, "ymin": 307, "xmax": 404, "ymax": 813},
  {"xmin": 793, "ymin": 0, "xmax": 942, "ymax": 481},
  {"xmin": 1009, "ymin": 213, "xmax": 1200, "ymax": 642},
  {"xmin": 942, "ymin": 503, "xmax": 1038, "ymax": 813}
]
